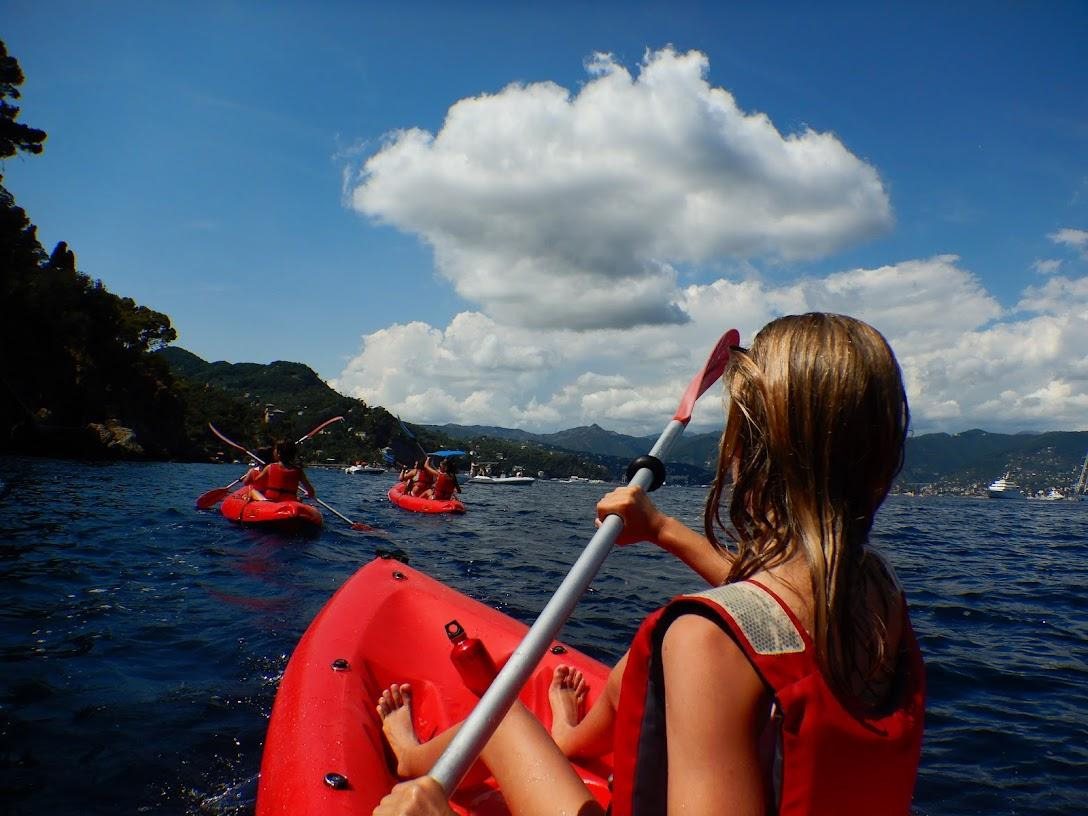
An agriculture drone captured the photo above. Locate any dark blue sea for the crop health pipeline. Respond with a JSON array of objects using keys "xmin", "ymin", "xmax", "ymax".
[{"xmin": 1, "ymin": 457, "xmax": 1085, "ymax": 815}]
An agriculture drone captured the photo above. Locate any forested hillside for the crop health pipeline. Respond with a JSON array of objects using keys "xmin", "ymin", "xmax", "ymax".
[{"xmin": 1, "ymin": 41, "xmax": 188, "ymax": 459}]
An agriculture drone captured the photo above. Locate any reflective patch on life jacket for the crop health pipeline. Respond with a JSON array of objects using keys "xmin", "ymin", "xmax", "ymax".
[{"xmin": 689, "ymin": 582, "xmax": 805, "ymax": 655}]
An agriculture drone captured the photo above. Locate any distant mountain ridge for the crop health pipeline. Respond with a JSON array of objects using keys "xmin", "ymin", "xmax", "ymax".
[
  {"xmin": 428, "ymin": 422, "xmax": 1088, "ymax": 495},
  {"xmin": 156, "ymin": 349, "xmax": 1088, "ymax": 492}
]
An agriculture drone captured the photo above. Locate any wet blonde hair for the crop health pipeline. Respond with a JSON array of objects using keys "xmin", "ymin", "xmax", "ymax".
[{"xmin": 704, "ymin": 313, "xmax": 909, "ymax": 703}]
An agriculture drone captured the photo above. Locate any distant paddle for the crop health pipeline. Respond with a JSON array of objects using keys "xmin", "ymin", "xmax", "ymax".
[
  {"xmin": 195, "ymin": 481, "xmax": 244, "ymax": 510},
  {"xmin": 312, "ymin": 496, "xmax": 387, "ymax": 535},
  {"xmin": 428, "ymin": 328, "xmax": 741, "ymax": 795},
  {"xmin": 398, "ymin": 415, "xmax": 429, "ymax": 460}
]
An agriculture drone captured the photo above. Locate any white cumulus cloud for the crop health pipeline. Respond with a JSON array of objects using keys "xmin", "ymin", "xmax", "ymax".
[
  {"xmin": 333, "ymin": 257, "xmax": 1088, "ymax": 435},
  {"xmin": 347, "ymin": 47, "xmax": 891, "ymax": 331}
]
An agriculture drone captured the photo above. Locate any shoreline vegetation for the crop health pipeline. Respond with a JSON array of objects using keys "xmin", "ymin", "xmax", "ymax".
[{"xmin": 2, "ymin": 41, "xmax": 1085, "ymax": 496}]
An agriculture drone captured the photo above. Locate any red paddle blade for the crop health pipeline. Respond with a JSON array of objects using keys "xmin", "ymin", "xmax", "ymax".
[
  {"xmin": 673, "ymin": 328, "xmax": 741, "ymax": 425},
  {"xmin": 297, "ymin": 415, "xmax": 344, "ymax": 443},
  {"xmin": 195, "ymin": 487, "xmax": 230, "ymax": 509}
]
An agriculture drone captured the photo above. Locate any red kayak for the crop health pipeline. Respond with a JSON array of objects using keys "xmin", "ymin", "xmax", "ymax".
[
  {"xmin": 219, "ymin": 486, "xmax": 323, "ymax": 530},
  {"xmin": 257, "ymin": 557, "xmax": 613, "ymax": 815},
  {"xmin": 388, "ymin": 481, "xmax": 466, "ymax": 514}
]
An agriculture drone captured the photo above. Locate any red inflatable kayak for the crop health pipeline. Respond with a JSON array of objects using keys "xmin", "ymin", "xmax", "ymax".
[
  {"xmin": 256, "ymin": 557, "xmax": 613, "ymax": 816},
  {"xmin": 388, "ymin": 481, "xmax": 466, "ymax": 514},
  {"xmin": 219, "ymin": 486, "xmax": 323, "ymax": 530}
]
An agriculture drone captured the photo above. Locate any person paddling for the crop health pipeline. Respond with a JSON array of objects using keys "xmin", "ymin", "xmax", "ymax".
[
  {"xmin": 409, "ymin": 457, "xmax": 435, "ymax": 497},
  {"xmin": 245, "ymin": 439, "xmax": 316, "ymax": 502},
  {"xmin": 423, "ymin": 458, "xmax": 462, "ymax": 501},
  {"xmin": 400, "ymin": 459, "xmax": 426, "ymax": 495},
  {"xmin": 372, "ymin": 313, "xmax": 926, "ymax": 816}
]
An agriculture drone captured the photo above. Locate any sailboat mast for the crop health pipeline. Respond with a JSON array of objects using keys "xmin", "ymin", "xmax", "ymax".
[{"xmin": 1076, "ymin": 449, "xmax": 1088, "ymax": 496}]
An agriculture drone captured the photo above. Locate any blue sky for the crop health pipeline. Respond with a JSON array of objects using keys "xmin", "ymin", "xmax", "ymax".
[{"xmin": 4, "ymin": 1, "xmax": 1087, "ymax": 435}]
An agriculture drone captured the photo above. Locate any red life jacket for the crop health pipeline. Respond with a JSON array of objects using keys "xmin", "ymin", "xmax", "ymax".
[
  {"xmin": 263, "ymin": 463, "xmax": 302, "ymax": 500},
  {"xmin": 412, "ymin": 469, "xmax": 435, "ymax": 493},
  {"xmin": 433, "ymin": 472, "xmax": 457, "ymax": 499},
  {"xmin": 611, "ymin": 580, "xmax": 925, "ymax": 816}
]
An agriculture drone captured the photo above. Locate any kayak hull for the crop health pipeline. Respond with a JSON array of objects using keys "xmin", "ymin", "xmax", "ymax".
[
  {"xmin": 219, "ymin": 487, "xmax": 323, "ymax": 530},
  {"xmin": 257, "ymin": 557, "xmax": 613, "ymax": 816},
  {"xmin": 388, "ymin": 482, "xmax": 466, "ymax": 514}
]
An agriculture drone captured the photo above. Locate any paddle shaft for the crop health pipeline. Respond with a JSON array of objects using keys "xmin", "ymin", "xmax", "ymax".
[
  {"xmin": 428, "ymin": 419, "xmax": 686, "ymax": 792},
  {"xmin": 313, "ymin": 496, "xmax": 365, "ymax": 528}
]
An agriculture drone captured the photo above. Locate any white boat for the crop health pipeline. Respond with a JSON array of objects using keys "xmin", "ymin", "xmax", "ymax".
[
  {"xmin": 345, "ymin": 464, "xmax": 386, "ymax": 475},
  {"xmin": 467, "ymin": 462, "xmax": 534, "ymax": 486},
  {"xmin": 467, "ymin": 475, "xmax": 536, "ymax": 486},
  {"xmin": 986, "ymin": 473, "xmax": 1024, "ymax": 499},
  {"xmin": 1029, "ymin": 488, "xmax": 1064, "ymax": 501}
]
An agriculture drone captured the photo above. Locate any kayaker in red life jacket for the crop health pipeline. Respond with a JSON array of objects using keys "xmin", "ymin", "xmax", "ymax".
[
  {"xmin": 423, "ymin": 458, "xmax": 461, "ymax": 501},
  {"xmin": 409, "ymin": 458, "xmax": 435, "ymax": 497},
  {"xmin": 244, "ymin": 439, "xmax": 315, "ymax": 502},
  {"xmin": 400, "ymin": 459, "xmax": 424, "ymax": 494},
  {"xmin": 372, "ymin": 313, "xmax": 926, "ymax": 816}
]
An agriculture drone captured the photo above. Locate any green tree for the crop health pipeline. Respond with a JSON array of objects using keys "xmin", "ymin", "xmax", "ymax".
[{"xmin": 0, "ymin": 40, "xmax": 46, "ymax": 158}]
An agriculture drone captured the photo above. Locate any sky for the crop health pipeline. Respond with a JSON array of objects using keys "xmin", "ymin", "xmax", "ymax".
[{"xmin": 3, "ymin": 1, "xmax": 1087, "ymax": 436}]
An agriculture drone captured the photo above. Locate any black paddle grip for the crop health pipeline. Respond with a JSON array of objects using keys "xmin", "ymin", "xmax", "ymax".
[{"xmin": 625, "ymin": 454, "xmax": 667, "ymax": 492}]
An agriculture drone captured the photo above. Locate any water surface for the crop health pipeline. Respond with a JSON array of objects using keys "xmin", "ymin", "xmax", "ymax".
[{"xmin": 0, "ymin": 458, "xmax": 1085, "ymax": 814}]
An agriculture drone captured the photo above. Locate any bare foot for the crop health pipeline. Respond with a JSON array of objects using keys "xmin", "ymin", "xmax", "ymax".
[
  {"xmin": 549, "ymin": 665, "xmax": 587, "ymax": 751},
  {"xmin": 377, "ymin": 683, "xmax": 421, "ymax": 777}
]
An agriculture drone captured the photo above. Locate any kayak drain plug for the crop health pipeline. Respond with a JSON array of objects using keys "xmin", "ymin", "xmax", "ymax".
[
  {"xmin": 324, "ymin": 772, "xmax": 350, "ymax": 790},
  {"xmin": 550, "ymin": 645, "xmax": 567, "ymax": 655},
  {"xmin": 331, "ymin": 658, "xmax": 350, "ymax": 671}
]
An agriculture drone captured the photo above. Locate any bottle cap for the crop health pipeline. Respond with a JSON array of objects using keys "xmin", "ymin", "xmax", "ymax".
[{"xmin": 445, "ymin": 619, "xmax": 465, "ymax": 641}]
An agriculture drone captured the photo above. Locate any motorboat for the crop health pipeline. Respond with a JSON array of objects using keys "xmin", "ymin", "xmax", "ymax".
[
  {"xmin": 986, "ymin": 473, "xmax": 1024, "ymax": 499},
  {"xmin": 1029, "ymin": 488, "xmax": 1064, "ymax": 501},
  {"xmin": 467, "ymin": 463, "xmax": 534, "ymax": 486},
  {"xmin": 467, "ymin": 474, "xmax": 536, "ymax": 485},
  {"xmin": 345, "ymin": 464, "xmax": 386, "ymax": 475}
]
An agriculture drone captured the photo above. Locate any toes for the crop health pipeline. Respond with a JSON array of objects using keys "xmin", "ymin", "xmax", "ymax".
[{"xmin": 376, "ymin": 684, "xmax": 413, "ymax": 719}]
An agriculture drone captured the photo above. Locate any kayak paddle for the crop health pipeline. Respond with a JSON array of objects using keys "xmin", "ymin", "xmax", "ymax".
[
  {"xmin": 428, "ymin": 328, "xmax": 741, "ymax": 794},
  {"xmin": 195, "ymin": 480, "xmax": 245, "ymax": 509},
  {"xmin": 397, "ymin": 415, "xmax": 430, "ymax": 460},
  {"xmin": 312, "ymin": 496, "xmax": 385, "ymax": 534},
  {"xmin": 202, "ymin": 418, "xmax": 378, "ymax": 532}
]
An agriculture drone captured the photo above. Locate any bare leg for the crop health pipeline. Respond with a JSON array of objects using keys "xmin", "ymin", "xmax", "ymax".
[
  {"xmin": 373, "ymin": 704, "xmax": 604, "ymax": 816},
  {"xmin": 548, "ymin": 653, "xmax": 627, "ymax": 759},
  {"xmin": 477, "ymin": 702, "xmax": 604, "ymax": 816},
  {"xmin": 377, "ymin": 684, "xmax": 459, "ymax": 778}
]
